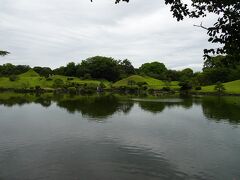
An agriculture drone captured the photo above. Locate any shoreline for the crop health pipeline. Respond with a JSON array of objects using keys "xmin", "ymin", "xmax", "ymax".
[{"xmin": 1, "ymin": 88, "xmax": 240, "ymax": 97}]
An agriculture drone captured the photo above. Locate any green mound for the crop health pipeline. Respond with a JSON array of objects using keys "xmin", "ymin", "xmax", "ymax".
[
  {"xmin": 113, "ymin": 75, "xmax": 147, "ymax": 87},
  {"xmin": 19, "ymin": 69, "xmax": 40, "ymax": 77},
  {"xmin": 113, "ymin": 75, "xmax": 180, "ymax": 89}
]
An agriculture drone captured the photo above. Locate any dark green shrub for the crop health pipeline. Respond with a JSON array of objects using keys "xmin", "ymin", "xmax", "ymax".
[
  {"xmin": 99, "ymin": 82, "xmax": 106, "ymax": 89},
  {"xmin": 142, "ymin": 85, "xmax": 148, "ymax": 91},
  {"xmin": 53, "ymin": 78, "xmax": 64, "ymax": 88},
  {"xmin": 136, "ymin": 81, "xmax": 147, "ymax": 87},
  {"xmin": 9, "ymin": 75, "xmax": 18, "ymax": 81},
  {"xmin": 148, "ymin": 88, "xmax": 154, "ymax": 94},
  {"xmin": 179, "ymin": 81, "xmax": 192, "ymax": 91},
  {"xmin": 195, "ymin": 86, "xmax": 202, "ymax": 90},
  {"xmin": 214, "ymin": 82, "xmax": 225, "ymax": 94},
  {"xmin": 82, "ymin": 73, "xmax": 92, "ymax": 80},
  {"xmin": 68, "ymin": 87, "xmax": 77, "ymax": 94},
  {"xmin": 162, "ymin": 87, "xmax": 171, "ymax": 91},
  {"xmin": 46, "ymin": 77, "xmax": 52, "ymax": 81},
  {"xmin": 35, "ymin": 85, "xmax": 41, "ymax": 91},
  {"xmin": 67, "ymin": 77, "xmax": 74, "ymax": 81}
]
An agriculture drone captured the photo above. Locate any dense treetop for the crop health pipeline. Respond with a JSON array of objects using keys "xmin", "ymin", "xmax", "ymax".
[{"xmin": 139, "ymin": 62, "xmax": 167, "ymax": 80}]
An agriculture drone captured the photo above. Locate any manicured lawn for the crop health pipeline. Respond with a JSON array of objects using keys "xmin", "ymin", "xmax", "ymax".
[
  {"xmin": 197, "ymin": 80, "xmax": 240, "ymax": 94},
  {"xmin": 0, "ymin": 70, "xmax": 109, "ymax": 89}
]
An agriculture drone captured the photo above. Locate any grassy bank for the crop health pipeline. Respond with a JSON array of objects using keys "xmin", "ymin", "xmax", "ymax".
[
  {"xmin": 0, "ymin": 70, "xmax": 240, "ymax": 95},
  {"xmin": 194, "ymin": 80, "xmax": 240, "ymax": 95},
  {"xmin": 0, "ymin": 69, "xmax": 109, "ymax": 90}
]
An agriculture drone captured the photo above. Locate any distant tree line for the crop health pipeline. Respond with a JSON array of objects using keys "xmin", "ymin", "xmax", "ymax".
[{"xmin": 0, "ymin": 55, "xmax": 239, "ymax": 86}]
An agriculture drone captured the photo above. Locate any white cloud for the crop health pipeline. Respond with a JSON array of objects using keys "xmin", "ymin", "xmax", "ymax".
[{"xmin": 0, "ymin": 0, "xmax": 217, "ymax": 71}]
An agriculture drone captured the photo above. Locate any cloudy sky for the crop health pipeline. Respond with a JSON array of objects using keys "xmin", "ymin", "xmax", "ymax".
[{"xmin": 0, "ymin": 0, "xmax": 217, "ymax": 71}]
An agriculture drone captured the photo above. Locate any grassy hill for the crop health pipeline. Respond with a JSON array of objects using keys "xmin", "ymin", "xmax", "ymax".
[
  {"xmin": 0, "ymin": 69, "xmax": 108, "ymax": 89},
  {"xmin": 198, "ymin": 80, "xmax": 240, "ymax": 94},
  {"xmin": 113, "ymin": 75, "xmax": 179, "ymax": 89},
  {"xmin": 20, "ymin": 69, "xmax": 40, "ymax": 77}
]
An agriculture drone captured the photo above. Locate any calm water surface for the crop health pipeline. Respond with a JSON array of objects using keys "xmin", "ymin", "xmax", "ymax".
[{"xmin": 0, "ymin": 93, "xmax": 240, "ymax": 180}]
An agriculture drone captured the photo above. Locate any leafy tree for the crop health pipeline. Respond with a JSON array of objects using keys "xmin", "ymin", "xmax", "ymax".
[
  {"xmin": 99, "ymin": 81, "xmax": 106, "ymax": 89},
  {"xmin": 203, "ymin": 55, "xmax": 238, "ymax": 70},
  {"xmin": 53, "ymin": 66, "xmax": 66, "ymax": 75},
  {"xmin": 179, "ymin": 81, "xmax": 192, "ymax": 91},
  {"xmin": 114, "ymin": 0, "xmax": 240, "ymax": 60},
  {"xmin": 14, "ymin": 65, "xmax": 31, "ymax": 75},
  {"xmin": 214, "ymin": 82, "xmax": 225, "ymax": 94},
  {"xmin": 9, "ymin": 75, "xmax": 18, "ymax": 81},
  {"xmin": 0, "ymin": 50, "xmax": 10, "ymax": 56},
  {"xmin": 179, "ymin": 68, "xmax": 194, "ymax": 81},
  {"xmin": 165, "ymin": 70, "xmax": 180, "ymax": 81},
  {"xmin": 118, "ymin": 59, "xmax": 135, "ymax": 78},
  {"xmin": 0, "ymin": 63, "xmax": 15, "ymax": 76},
  {"xmin": 76, "ymin": 56, "xmax": 120, "ymax": 81},
  {"xmin": 65, "ymin": 62, "xmax": 77, "ymax": 77},
  {"xmin": 33, "ymin": 67, "xmax": 52, "ymax": 77},
  {"xmin": 202, "ymin": 55, "xmax": 240, "ymax": 84},
  {"xmin": 0, "ymin": 64, "xmax": 30, "ymax": 76},
  {"xmin": 139, "ymin": 61, "xmax": 167, "ymax": 79}
]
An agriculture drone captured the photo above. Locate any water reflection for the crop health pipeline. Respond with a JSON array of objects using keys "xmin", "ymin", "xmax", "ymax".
[
  {"xmin": 200, "ymin": 96, "xmax": 240, "ymax": 124},
  {"xmin": 0, "ymin": 93, "xmax": 239, "ymax": 124},
  {"xmin": 136, "ymin": 98, "xmax": 194, "ymax": 113},
  {"xmin": 56, "ymin": 95, "xmax": 134, "ymax": 119},
  {"xmin": 0, "ymin": 93, "xmax": 240, "ymax": 179}
]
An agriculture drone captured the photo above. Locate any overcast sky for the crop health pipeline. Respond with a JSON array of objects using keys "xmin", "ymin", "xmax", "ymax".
[{"xmin": 0, "ymin": 0, "xmax": 217, "ymax": 71}]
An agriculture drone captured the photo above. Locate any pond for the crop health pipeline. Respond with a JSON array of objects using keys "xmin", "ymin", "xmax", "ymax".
[{"xmin": 0, "ymin": 93, "xmax": 240, "ymax": 180}]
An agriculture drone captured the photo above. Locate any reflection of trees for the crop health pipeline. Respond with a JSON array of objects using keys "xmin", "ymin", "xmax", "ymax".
[
  {"xmin": 119, "ymin": 101, "xmax": 133, "ymax": 114},
  {"xmin": 56, "ymin": 95, "xmax": 134, "ymax": 119},
  {"xmin": 137, "ymin": 98, "xmax": 193, "ymax": 114},
  {"xmin": 0, "ymin": 94, "xmax": 52, "ymax": 107},
  {"xmin": 0, "ymin": 96, "xmax": 31, "ymax": 107},
  {"xmin": 201, "ymin": 96, "xmax": 240, "ymax": 124},
  {"xmin": 2, "ymin": 93, "xmax": 239, "ymax": 124},
  {"xmin": 35, "ymin": 97, "xmax": 52, "ymax": 107},
  {"xmin": 0, "ymin": 94, "xmax": 134, "ymax": 119},
  {"xmin": 138, "ymin": 101, "xmax": 165, "ymax": 113}
]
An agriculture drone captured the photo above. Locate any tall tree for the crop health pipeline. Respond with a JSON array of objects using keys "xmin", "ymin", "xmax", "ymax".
[
  {"xmin": 139, "ymin": 61, "xmax": 167, "ymax": 79},
  {"xmin": 118, "ymin": 59, "xmax": 135, "ymax": 78},
  {"xmin": 77, "ymin": 56, "xmax": 120, "ymax": 81},
  {"xmin": 65, "ymin": 62, "xmax": 77, "ymax": 77},
  {"xmin": 33, "ymin": 66, "xmax": 52, "ymax": 77}
]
